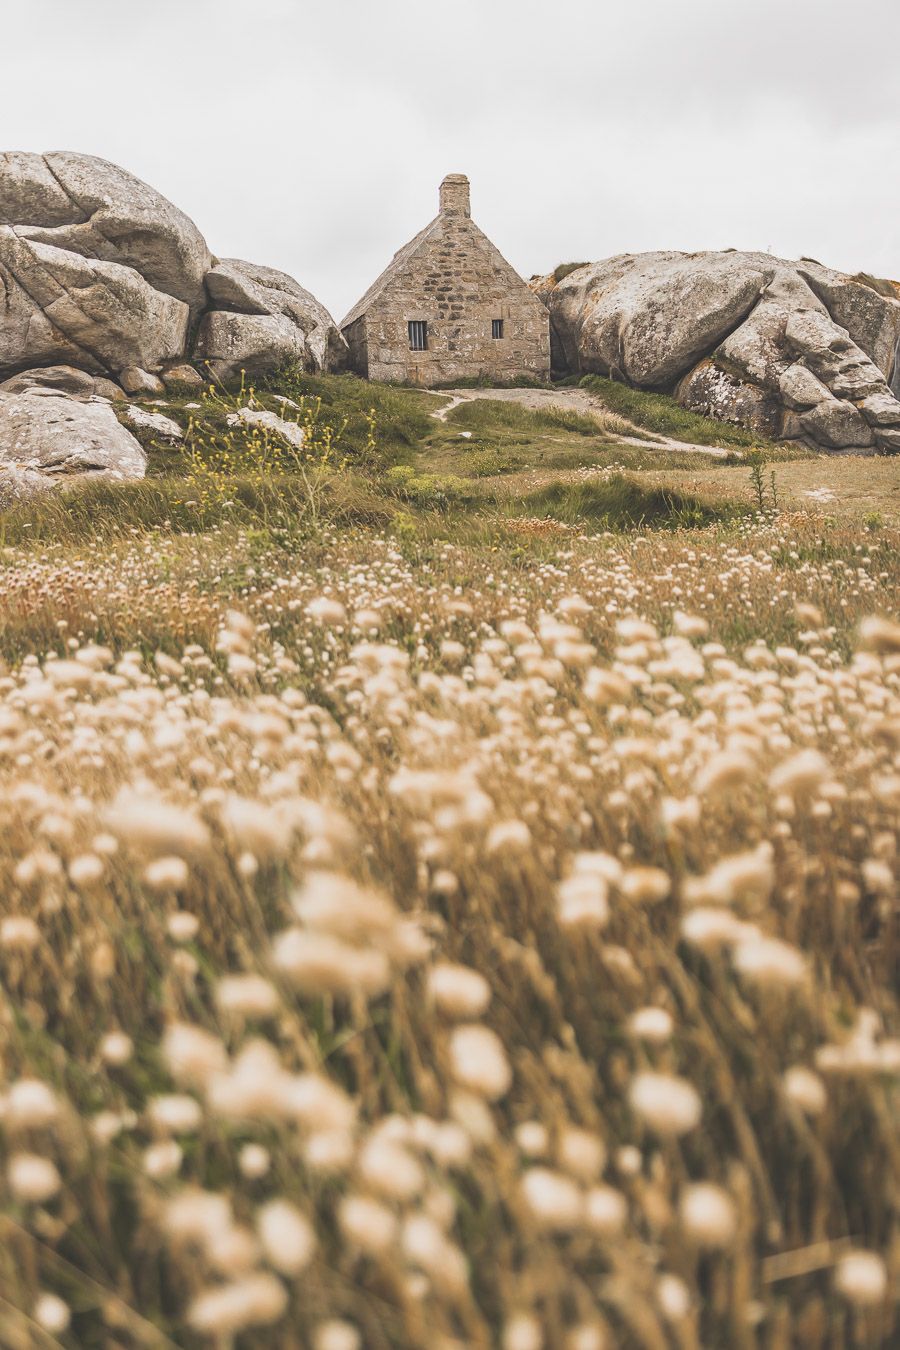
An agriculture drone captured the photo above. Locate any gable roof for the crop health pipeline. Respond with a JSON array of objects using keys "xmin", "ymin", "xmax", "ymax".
[{"xmin": 340, "ymin": 214, "xmax": 443, "ymax": 330}]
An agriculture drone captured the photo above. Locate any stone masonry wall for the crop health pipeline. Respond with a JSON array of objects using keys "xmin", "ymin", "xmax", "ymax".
[{"xmin": 352, "ymin": 213, "xmax": 550, "ymax": 386}]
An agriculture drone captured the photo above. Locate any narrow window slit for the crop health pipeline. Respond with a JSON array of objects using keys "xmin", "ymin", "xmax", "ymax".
[{"xmin": 492, "ymin": 319, "xmax": 504, "ymax": 339}]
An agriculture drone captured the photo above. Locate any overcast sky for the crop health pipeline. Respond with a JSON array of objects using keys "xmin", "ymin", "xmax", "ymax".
[{"xmin": 4, "ymin": 0, "xmax": 900, "ymax": 322}]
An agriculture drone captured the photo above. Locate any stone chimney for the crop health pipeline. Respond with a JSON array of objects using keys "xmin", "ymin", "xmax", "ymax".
[{"xmin": 439, "ymin": 173, "xmax": 470, "ymax": 218}]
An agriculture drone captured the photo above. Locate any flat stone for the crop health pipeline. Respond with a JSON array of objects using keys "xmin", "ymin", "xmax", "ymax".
[
  {"xmin": 122, "ymin": 405, "xmax": 184, "ymax": 442},
  {"xmin": 226, "ymin": 405, "xmax": 305, "ymax": 450}
]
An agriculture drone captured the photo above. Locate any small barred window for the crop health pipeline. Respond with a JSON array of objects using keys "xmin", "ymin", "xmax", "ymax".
[
  {"xmin": 492, "ymin": 319, "xmax": 504, "ymax": 339},
  {"xmin": 408, "ymin": 320, "xmax": 428, "ymax": 351}
]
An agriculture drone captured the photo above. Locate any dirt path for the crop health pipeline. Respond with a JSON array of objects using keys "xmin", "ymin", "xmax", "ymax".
[{"xmin": 427, "ymin": 386, "xmax": 736, "ymax": 459}]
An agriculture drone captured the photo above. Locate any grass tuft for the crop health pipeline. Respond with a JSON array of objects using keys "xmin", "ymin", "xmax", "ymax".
[{"xmin": 512, "ymin": 473, "xmax": 733, "ymax": 531}]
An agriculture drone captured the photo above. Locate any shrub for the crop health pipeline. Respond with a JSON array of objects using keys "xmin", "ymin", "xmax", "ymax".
[{"xmin": 552, "ymin": 261, "xmax": 591, "ymax": 283}]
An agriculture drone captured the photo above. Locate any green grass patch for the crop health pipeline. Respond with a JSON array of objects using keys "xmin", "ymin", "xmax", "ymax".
[
  {"xmin": 384, "ymin": 465, "xmax": 479, "ymax": 510},
  {"xmin": 0, "ymin": 471, "xmax": 393, "ymax": 549},
  {"xmin": 259, "ymin": 367, "xmax": 436, "ymax": 460},
  {"xmin": 446, "ymin": 397, "xmax": 611, "ymax": 439},
  {"xmin": 509, "ymin": 474, "xmax": 736, "ymax": 532},
  {"xmin": 407, "ymin": 395, "xmax": 642, "ymax": 480},
  {"xmin": 578, "ymin": 374, "xmax": 788, "ymax": 450}
]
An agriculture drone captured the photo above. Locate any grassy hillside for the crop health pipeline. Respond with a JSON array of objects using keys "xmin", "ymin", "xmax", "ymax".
[{"xmin": 0, "ymin": 368, "xmax": 898, "ymax": 1348}]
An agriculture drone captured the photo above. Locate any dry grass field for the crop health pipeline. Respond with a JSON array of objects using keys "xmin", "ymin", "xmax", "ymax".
[{"xmin": 0, "ymin": 373, "xmax": 897, "ymax": 1348}]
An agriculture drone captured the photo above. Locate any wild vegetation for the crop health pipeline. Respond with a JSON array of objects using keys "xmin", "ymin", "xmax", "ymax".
[
  {"xmin": 0, "ymin": 369, "xmax": 897, "ymax": 1347},
  {"xmin": 575, "ymin": 376, "xmax": 780, "ymax": 450}
]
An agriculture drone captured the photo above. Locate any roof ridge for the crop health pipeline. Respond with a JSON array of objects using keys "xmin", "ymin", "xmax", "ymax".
[{"xmin": 340, "ymin": 214, "xmax": 442, "ymax": 329}]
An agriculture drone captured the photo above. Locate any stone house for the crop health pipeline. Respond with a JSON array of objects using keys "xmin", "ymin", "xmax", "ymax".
[{"xmin": 340, "ymin": 175, "xmax": 550, "ymax": 386}]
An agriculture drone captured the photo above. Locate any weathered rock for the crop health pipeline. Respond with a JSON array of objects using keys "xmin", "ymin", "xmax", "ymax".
[
  {"xmin": 778, "ymin": 363, "xmax": 830, "ymax": 411},
  {"xmin": 0, "ymin": 152, "xmax": 213, "ymax": 378},
  {"xmin": 676, "ymin": 359, "xmax": 782, "ymax": 439},
  {"xmin": 546, "ymin": 252, "xmax": 768, "ymax": 388},
  {"xmin": 120, "ymin": 367, "xmax": 166, "ymax": 397},
  {"xmin": 94, "ymin": 377, "xmax": 126, "ymax": 401},
  {"xmin": 874, "ymin": 427, "xmax": 900, "ymax": 450},
  {"xmin": 717, "ymin": 268, "xmax": 827, "ymax": 389},
  {"xmin": 798, "ymin": 265, "xmax": 900, "ymax": 385},
  {"xmin": 0, "ymin": 388, "xmax": 146, "ymax": 505},
  {"xmin": 122, "ymin": 405, "xmax": 184, "ymax": 442},
  {"xmin": 543, "ymin": 251, "xmax": 900, "ymax": 452},
  {"xmin": 859, "ymin": 390, "xmax": 900, "ymax": 426},
  {"xmin": 195, "ymin": 259, "xmax": 348, "ymax": 380},
  {"xmin": 0, "ymin": 229, "xmax": 189, "ymax": 377},
  {"xmin": 0, "ymin": 152, "xmax": 344, "ymax": 395},
  {"xmin": 162, "ymin": 364, "xmax": 205, "ymax": 391},
  {"xmin": 799, "ymin": 399, "xmax": 874, "ymax": 450},
  {"xmin": 1, "ymin": 151, "xmax": 213, "ymax": 309}
]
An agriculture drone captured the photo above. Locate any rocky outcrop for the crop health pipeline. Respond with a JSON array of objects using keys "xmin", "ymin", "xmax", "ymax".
[
  {"xmin": 541, "ymin": 251, "xmax": 900, "ymax": 452},
  {"xmin": 0, "ymin": 387, "xmax": 146, "ymax": 507},
  {"xmin": 196, "ymin": 259, "xmax": 348, "ymax": 381},
  {"xmin": 0, "ymin": 151, "xmax": 346, "ymax": 389}
]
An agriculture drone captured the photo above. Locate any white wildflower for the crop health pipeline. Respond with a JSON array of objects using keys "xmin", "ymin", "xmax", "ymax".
[{"xmin": 34, "ymin": 1293, "xmax": 70, "ymax": 1334}]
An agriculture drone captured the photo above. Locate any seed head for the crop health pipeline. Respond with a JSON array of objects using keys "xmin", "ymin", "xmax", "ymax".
[
  {"xmin": 629, "ymin": 1072, "xmax": 701, "ymax": 1136},
  {"xmin": 6, "ymin": 1079, "xmax": 60, "ymax": 1129},
  {"xmin": 257, "ymin": 1199, "xmax": 316, "ymax": 1276},
  {"xmin": 448, "ymin": 1024, "xmax": 512, "ymax": 1100},
  {"xmin": 34, "ymin": 1294, "xmax": 70, "ymax": 1334},
  {"xmin": 679, "ymin": 1182, "xmax": 736, "ymax": 1247},
  {"xmin": 8, "ymin": 1152, "xmax": 61, "ymax": 1202},
  {"xmin": 427, "ymin": 962, "xmax": 491, "ymax": 1018},
  {"xmin": 187, "ymin": 1273, "xmax": 287, "ymax": 1336},
  {"xmin": 834, "ymin": 1249, "xmax": 887, "ymax": 1306},
  {"xmin": 521, "ymin": 1167, "xmax": 584, "ymax": 1231}
]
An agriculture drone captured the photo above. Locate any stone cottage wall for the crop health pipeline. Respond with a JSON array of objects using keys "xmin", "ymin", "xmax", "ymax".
[{"xmin": 355, "ymin": 215, "xmax": 550, "ymax": 386}]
